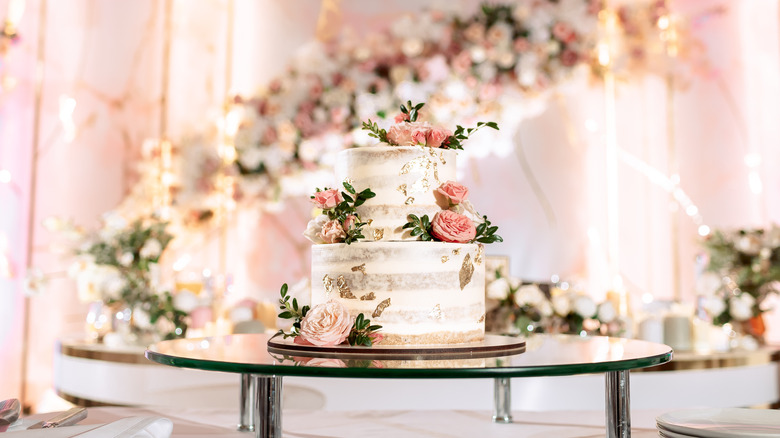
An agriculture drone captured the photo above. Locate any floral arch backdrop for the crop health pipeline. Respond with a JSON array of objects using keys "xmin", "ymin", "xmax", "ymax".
[{"xmin": 42, "ymin": 1, "xmax": 719, "ymax": 336}]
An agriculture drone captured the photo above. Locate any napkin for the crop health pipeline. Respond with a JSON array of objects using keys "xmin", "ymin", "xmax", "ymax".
[{"xmin": 6, "ymin": 416, "xmax": 172, "ymax": 438}]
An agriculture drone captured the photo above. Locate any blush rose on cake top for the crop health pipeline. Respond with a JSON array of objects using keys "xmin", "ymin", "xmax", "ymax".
[{"xmin": 276, "ymin": 101, "xmax": 504, "ymax": 348}]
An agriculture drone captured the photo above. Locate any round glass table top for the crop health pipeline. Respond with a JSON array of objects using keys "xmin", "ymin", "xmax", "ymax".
[{"xmin": 145, "ymin": 333, "xmax": 673, "ymax": 379}]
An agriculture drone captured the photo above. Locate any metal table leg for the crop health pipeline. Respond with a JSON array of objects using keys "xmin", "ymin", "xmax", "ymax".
[
  {"xmin": 605, "ymin": 370, "xmax": 631, "ymax": 438},
  {"xmin": 252, "ymin": 374, "xmax": 283, "ymax": 438},
  {"xmin": 492, "ymin": 377, "xmax": 513, "ymax": 423},
  {"xmin": 238, "ymin": 373, "xmax": 255, "ymax": 432}
]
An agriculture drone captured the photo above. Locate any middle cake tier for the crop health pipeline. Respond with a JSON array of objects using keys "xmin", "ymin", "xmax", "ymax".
[{"xmin": 311, "ymin": 241, "xmax": 486, "ymax": 345}]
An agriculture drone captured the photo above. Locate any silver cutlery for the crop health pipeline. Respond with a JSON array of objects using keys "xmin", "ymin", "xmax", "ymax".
[
  {"xmin": 27, "ymin": 407, "xmax": 88, "ymax": 429},
  {"xmin": 0, "ymin": 399, "xmax": 21, "ymax": 432}
]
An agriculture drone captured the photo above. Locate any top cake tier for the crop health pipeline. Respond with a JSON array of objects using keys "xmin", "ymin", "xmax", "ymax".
[{"xmin": 334, "ymin": 145, "xmax": 458, "ymax": 241}]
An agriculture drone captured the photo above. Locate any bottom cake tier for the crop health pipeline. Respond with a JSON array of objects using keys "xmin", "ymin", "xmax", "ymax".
[{"xmin": 310, "ymin": 241, "xmax": 486, "ymax": 345}]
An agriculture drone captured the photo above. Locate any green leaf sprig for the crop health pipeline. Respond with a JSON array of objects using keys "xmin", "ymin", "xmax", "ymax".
[
  {"xmin": 347, "ymin": 313, "xmax": 383, "ymax": 346},
  {"xmin": 474, "ymin": 215, "xmax": 503, "ymax": 244},
  {"xmin": 399, "ymin": 100, "xmax": 424, "ymax": 122},
  {"xmin": 446, "ymin": 121, "xmax": 499, "ymax": 150},
  {"xmin": 402, "ymin": 214, "xmax": 434, "ymax": 241},
  {"xmin": 276, "ymin": 283, "xmax": 310, "ymax": 339},
  {"xmin": 361, "ymin": 119, "xmax": 388, "ymax": 143}
]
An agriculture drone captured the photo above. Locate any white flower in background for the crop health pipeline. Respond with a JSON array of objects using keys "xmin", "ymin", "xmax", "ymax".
[
  {"xmin": 696, "ymin": 272, "xmax": 722, "ymax": 296},
  {"xmin": 23, "ymin": 268, "xmax": 47, "ymax": 296},
  {"xmin": 303, "ymin": 215, "xmax": 329, "ymax": 244},
  {"xmin": 68, "ymin": 255, "xmax": 94, "ymax": 279},
  {"xmin": 573, "ymin": 295, "xmax": 597, "ymax": 318},
  {"xmin": 538, "ymin": 299, "xmax": 554, "ymax": 318},
  {"xmin": 119, "ymin": 251, "xmax": 134, "ymax": 267},
  {"xmin": 728, "ymin": 293, "xmax": 755, "ymax": 321},
  {"xmin": 131, "ymin": 305, "xmax": 153, "ymax": 330},
  {"xmin": 514, "ymin": 284, "xmax": 545, "ymax": 307},
  {"xmin": 173, "ymin": 290, "xmax": 199, "ymax": 313},
  {"xmin": 597, "ymin": 301, "xmax": 617, "ymax": 323},
  {"xmin": 486, "ymin": 277, "xmax": 511, "ymax": 301},
  {"xmin": 551, "ymin": 292, "xmax": 571, "ymax": 316},
  {"xmin": 736, "ymin": 235, "xmax": 760, "ymax": 255},
  {"xmin": 103, "ymin": 274, "xmax": 127, "ymax": 301},
  {"xmin": 99, "ymin": 212, "xmax": 127, "ymax": 241},
  {"xmin": 140, "ymin": 238, "xmax": 162, "ymax": 260},
  {"xmin": 148, "ymin": 262, "xmax": 161, "ymax": 289},
  {"xmin": 238, "ymin": 146, "xmax": 264, "ymax": 171},
  {"xmin": 486, "ymin": 22, "xmax": 514, "ymax": 46},
  {"xmin": 702, "ymin": 295, "xmax": 726, "ymax": 317}
]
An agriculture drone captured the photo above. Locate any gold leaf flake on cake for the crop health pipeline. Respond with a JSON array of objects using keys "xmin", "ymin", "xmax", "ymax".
[
  {"xmin": 343, "ymin": 177, "xmax": 354, "ymax": 185},
  {"xmin": 441, "ymin": 255, "xmax": 449, "ymax": 263},
  {"xmin": 459, "ymin": 253, "xmax": 474, "ymax": 290},
  {"xmin": 322, "ymin": 275, "xmax": 334, "ymax": 298},
  {"xmin": 367, "ymin": 219, "xmax": 373, "ymax": 226},
  {"xmin": 372, "ymin": 298, "xmax": 391, "ymax": 318},
  {"xmin": 351, "ymin": 263, "xmax": 366, "ymax": 275},
  {"xmin": 429, "ymin": 304, "xmax": 443, "ymax": 320},
  {"xmin": 405, "ymin": 197, "xmax": 415, "ymax": 205},
  {"xmin": 360, "ymin": 292, "xmax": 376, "ymax": 301},
  {"xmin": 399, "ymin": 156, "xmax": 428, "ymax": 175},
  {"xmin": 478, "ymin": 314, "xmax": 485, "ymax": 323},
  {"xmin": 397, "ymin": 183, "xmax": 408, "ymax": 196},
  {"xmin": 373, "ymin": 229, "xmax": 384, "ymax": 241},
  {"xmin": 336, "ymin": 275, "xmax": 356, "ymax": 299},
  {"xmin": 474, "ymin": 244, "xmax": 484, "ymax": 266},
  {"xmin": 452, "ymin": 248, "xmax": 460, "ymax": 255},
  {"xmin": 439, "ymin": 151, "xmax": 446, "ymax": 164}
]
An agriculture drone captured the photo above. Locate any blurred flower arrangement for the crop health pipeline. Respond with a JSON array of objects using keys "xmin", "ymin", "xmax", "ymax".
[
  {"xmin": 48, "ymin": 213, "xmax": 189, "ymax": 344},
  {"xmin": 165, "ymin": 0, "xmax": 711, "ymax": 222},
  {"xmin": 699, "ymin": 225, "xmax": 780, "ymax": 339},
  {"xmin": 485, "ymin": 268, "xmax": 626, "ymax": 337}
]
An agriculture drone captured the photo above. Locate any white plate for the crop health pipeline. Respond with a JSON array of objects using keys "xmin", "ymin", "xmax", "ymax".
[
  {"xmin": 657, "ymin": 408, "xmax": 780, "ymax": 438},
  {"xmin": 657, "ymin": 423, "xmax": 703, "ymax": 438}
]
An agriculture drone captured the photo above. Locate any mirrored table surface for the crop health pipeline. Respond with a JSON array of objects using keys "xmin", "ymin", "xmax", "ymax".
[{"xmin": 146, "ymin": 333, "xmax": 672, "ymax": 438}]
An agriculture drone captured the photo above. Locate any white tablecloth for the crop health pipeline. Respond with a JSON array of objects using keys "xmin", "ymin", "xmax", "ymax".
[{"xmin": 19, "ymin": 407, "xmax": 665, "ymax": 437}]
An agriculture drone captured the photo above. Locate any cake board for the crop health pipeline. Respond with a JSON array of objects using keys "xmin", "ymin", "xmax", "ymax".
[{"xmin": 267, "ymin": 334, "xmax": 526, "ymax": 360}]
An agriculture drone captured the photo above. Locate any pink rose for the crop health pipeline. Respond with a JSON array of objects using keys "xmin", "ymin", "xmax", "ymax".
[
  {"xmin": 436, "ymin": 181, "xmax": 469, "ymax": 206},
  {"xmin": 298, "ymin": 302, "xmax": 354, "ymax": 346},
  {"xmin": 319, "ymin": 219, "xmax": 346, "ymax": 243},
  {"xmin": 387, "ymin": 123, "xmax": 415, "ymax": 145},
  {"xmin": 410, "ymin": 122, "xmax": 431, "ymax": 145},
  {"xmin": 343, "ymin": 214, "xmax": 357, "ymax": 232},
  {"xmin": 431, "ymin": 210, "xmax": 476, "ymax": 243},
  {"xmin": 394, "ymin": 112, "xmax": 410, "ymax": 123},
  {"xmin": 426, "ymin": 127, "xmax": 452, "ymax": 148},
  {"xmin": 312, "ymin": 188, "xmax": 342, "ymax": 210}
]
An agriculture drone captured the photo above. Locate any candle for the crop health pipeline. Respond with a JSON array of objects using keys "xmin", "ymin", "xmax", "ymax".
[
  {"xmin": 663, "ymin": 314, "xmax": 692, "ymax": 351},
  {"xmin": 638, "ymin": 315, "xmax": 664, "ymax": 344}
]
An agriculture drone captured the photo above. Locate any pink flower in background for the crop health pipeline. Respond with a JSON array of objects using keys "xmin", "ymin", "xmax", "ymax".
[
  {"xmin": 560, "ymin": 49, "xmax": 579, "ymax": 67},
  {"xmin": 394, "ymin": 112, "xmax": 410, "ymax": 123},
  {"xmin": 426, "ymin": 127, "xmax": 452, "ymax": 148},
  {"xmin": 319, "ymin": 219, "xmax": 346, "ymax": 243},
  {"xmin": 387, "ymin": 123, "xmax": 415, "ymax": 145},
  {"xmin": 312, "ymin": 188, "xmax": 342, "ymax": 209},
  {"xmin": 431, "ymin": 210, "xmax": 476, "ymax": 243},
  {"xmin": 552, "ymin": 22, "xmax": 577, "ymax": 44},
  {"xmin": 369, "ymin": 332, "xmax": 384, "ymax": 345},
  {"xmin": 436, "ymin": 181, "xmax": 469, "ymax": 205},
  {"xmin": 514, "ymin": 37, "xmax": 530, "ymax": 52},
  {"xmin": 298, "ymin": 301, "xmax": 354, "ymax": 346}
]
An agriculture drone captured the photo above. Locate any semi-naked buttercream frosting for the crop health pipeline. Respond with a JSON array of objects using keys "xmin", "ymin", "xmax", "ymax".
[
  {"xmin": 311, "ymin": 241, "xmax": 486, "ymax": 345},
  {"xmin": 334, "ymin": 145, "xmax": 457, "ymax": 241}
]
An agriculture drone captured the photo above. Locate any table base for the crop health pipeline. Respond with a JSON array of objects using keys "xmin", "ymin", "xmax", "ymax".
[{"xmin": 237, "ymin": 371, "xmax": 634, "ymax": 438}]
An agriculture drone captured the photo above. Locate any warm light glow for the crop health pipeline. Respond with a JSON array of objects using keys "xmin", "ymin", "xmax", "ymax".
[
  {"xmin": 6, "ymin": 0, "xmax": 26, "ymax": 27},
  {"xmin": 59, "ymin": 94, "xmax": 77, "ymax": 143},
  {"xmin": 657, "ymin": 15, "xmax": 670, "ymax": 30},
  {"xmin": 744, "ymin": 153, "xmax": 762, "ymax": 167},
  {"xmin": 748, "ymin": 171, "xmax": 763, "ymax": 194},
  {"xmin": 585, "ymin": 119, "xmax": 598, "ymax": 132},
  {"xmin": 0, "ymin": 169, "xmax": 10, "ymax": 183},
  {"xmin": 698, "ymin": 225, "xmax": 711, "ymax": 236},
  {"xmin": 597, "ymin": 43, "xmax": 611, "ymax": 66},
  {"xmin": 173, "ymin": 254, "xmax": 192, "ymax": 271},
  {"xmin": 224, "ymin": 107, "xmax": 243, "ymax": 138},
  {"xmin": 641, "ymin": 293, "xmax": 654, "ymax": 304}
]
